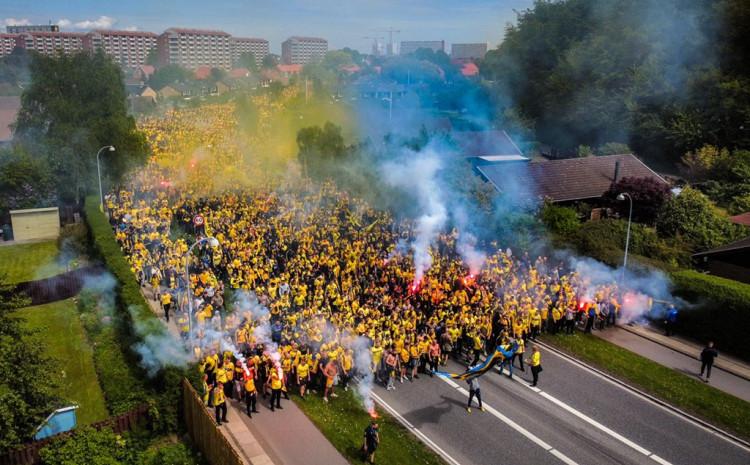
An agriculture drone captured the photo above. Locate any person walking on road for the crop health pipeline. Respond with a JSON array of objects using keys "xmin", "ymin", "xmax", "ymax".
[
  {"xmin": 269, "ymin": 368, "xmax": 284, "ymax": 411},
  {"xmin": 700, "ymin": 341, "xmax": 719, "ymax": 383},
  {"xmin": 467, "ymin": 376, "xmax": 485, "ymax": 413},
  {"xmin": 528, "ymin": 346, "xmax": 543, "ymax": 387},
  {"xmin": 363, "ymin": 420, "xmax": 380, "ymax": 464},
  {"xmin": 213, "ymin": 382, "xmax": 228, "ymax": 426},
  {"xmin": 244, "ymin": 370, "xmax": 258, "ymax": 417}
]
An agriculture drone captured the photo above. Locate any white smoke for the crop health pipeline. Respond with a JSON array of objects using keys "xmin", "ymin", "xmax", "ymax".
[
  {"xmin": 352, "ymin": 336, "xmax": 375, "ymax": 413},
  {"xmin": 129, "ymin": 306, "xmax": 192, "ymax": 377},
  {"xmin": 382, "ymin": 149, "xmax": 447, "ymax": 284}
]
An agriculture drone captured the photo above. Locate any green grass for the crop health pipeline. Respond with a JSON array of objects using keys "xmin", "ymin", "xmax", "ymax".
[
  {"xmin": 0, "ymin": 240, "xmax": 66, "ymax": 283},
  {"xmin": 291, "ymin": 390, "xmax": 446, "ymax": 465},
  {"xmin": 543, "ymin": 333, "xmax": 750, "ymax": 440},
  {"xmin": 16, "ymin": 299, "xmax": 109, "ymax": 425}
]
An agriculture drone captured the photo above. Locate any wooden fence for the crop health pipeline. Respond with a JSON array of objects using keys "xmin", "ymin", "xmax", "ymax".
[
  {"xmin": 182, "ymin": 378, "xmax": 244, "ymax": 465},
  {"xmin": 9, "ymin": 265, "xmax": 106, "ymax": 306},
  {"xmin": 0, "ymin": 404, "xmax": 150, "ymax": 465}
]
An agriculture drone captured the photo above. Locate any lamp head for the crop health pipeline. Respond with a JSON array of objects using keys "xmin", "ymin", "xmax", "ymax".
[
  {"xmin": 208, "ymin": 237, "xmax": 219, "ymax": 248},
  {"xmin": 616, "ymin": 193, "xmax": 626, "ymax": 201},
  {"xmin": 108, "ymin": 145, "xmax": 116, "ymax": 152}
]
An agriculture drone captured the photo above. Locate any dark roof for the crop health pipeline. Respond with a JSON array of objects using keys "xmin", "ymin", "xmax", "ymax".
[
  {"xmin": 163, "ymin": 28, "xmax": 230, "ymax": 36},
  {"xmin": 0, "ymin": 96, "xmax": 21, "ymax": 142},
  {"xmin": 232, "ymin": 37, "xmax": 268, "ymax": 43},
  {"xmin": 477, "ymin": 154, "xmax": 667, "ymax": 203},
  {"xmin": 729, "ymin": 212, "xmax": 750, "ymax": 227},
  {"xmin": 284, "ymin": 36, "xmax": 327, "ymax": 43},
  {"xmin": 450, "ymin": 130, "xmax": 522, "ymax": 157},
  {"xmin": 693, "ymin": 236, "xmax": 750, "ymax": 257}
]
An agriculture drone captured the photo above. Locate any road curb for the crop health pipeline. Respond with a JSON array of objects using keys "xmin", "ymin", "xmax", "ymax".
[
  {"xmin": 617, "ymin": 325, "xmax": 750, "ymax": 382},
  {"xmin": 535, "ymin": 339, "xmax": 750, "ymax": 452}
]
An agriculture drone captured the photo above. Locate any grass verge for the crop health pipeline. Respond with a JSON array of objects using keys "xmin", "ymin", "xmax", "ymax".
[
  {"xmin": 543, "ymin": 332, "xmax": 750, "ymax": 440},
  {"xmin": 291, "ymin": 390, "xmax": 446, "ymax": 465},
  {"xmin": 15, "ymin": 299, "xmax": 109, "ymax": 425},
  {"xmin": 0, "ymin": 240, "xmax": 65, "ymax": 283}
]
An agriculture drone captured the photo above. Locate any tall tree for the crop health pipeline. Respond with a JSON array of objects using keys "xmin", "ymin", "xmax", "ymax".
[{"xmin": 15, "ymin": 50, "xmax": 147, "ymax": 202}]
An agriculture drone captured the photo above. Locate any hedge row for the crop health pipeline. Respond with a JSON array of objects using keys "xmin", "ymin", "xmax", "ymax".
[
  {"xmin": 670, "ymin": 270, "xmax": 750, "ymax": 361},
  {"xmin": 84, "ymin": 195, "xmax": 191, "ymax": 432}
]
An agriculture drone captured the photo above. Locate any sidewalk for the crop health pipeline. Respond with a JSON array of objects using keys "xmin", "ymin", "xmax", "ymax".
[
  {"xmin": 593, "ymin": 324, "xmax": 750, "ymax": 402},
  {"xmin": 620, "ymin": 323, "xmax": 750, "ymax": 382},
  {"xmin": 142, "ymin": 285, "xmax": 348, "ymax": 465}
]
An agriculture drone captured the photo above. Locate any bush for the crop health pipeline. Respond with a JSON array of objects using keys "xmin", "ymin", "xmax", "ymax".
[
  {"xmin": 84, "ymin": 196, "xmax": 191, "ymax": 432},
  {"xmin": 604, "ymin": 176, "xmax": 672, "ymax": 224},
  {"xmin": 670, "ymin": 270, "xmax": 750, "ymax": 361},
  {"xmin": 571, "ymin": 219, "xmax": 689, "ymax": 269},
  {"xmin": 40, "ymin": 427, "xmax": 140, "ymax": 465},
  {"xmin": 540, "ymin": 203, "xmax": 579, "ymax": 237},
  {"xmin": 656, "ymin": 187, "xmax": 744, "ymax": 252},
  {"xmin": 140, "ymin": 441, "xmax": 196, "ymax": 465}
]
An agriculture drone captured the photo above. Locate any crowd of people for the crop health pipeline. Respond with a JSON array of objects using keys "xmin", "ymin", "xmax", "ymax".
[{"xmin": 108, "ymin": 177, "xmax": 626, "ymax": 417}]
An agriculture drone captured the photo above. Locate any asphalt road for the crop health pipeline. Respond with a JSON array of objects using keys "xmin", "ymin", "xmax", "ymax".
[{"xmin": 372, "ymin": 346, "xmax": 750, "ymax": 465}]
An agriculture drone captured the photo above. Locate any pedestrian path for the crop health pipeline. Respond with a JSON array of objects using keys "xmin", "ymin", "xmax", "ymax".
[
  {"xmin": 621, "ymin": 324, "xmax": 750, "ymax": 381},
  {"xmin": 141, "ymin": 285, "xmax": 348, "ymax": 465},
  {"xmin": 594, "ymin": 324, "xmax": 750, "ymax": 403}
]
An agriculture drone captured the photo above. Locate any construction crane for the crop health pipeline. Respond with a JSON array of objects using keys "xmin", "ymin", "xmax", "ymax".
[
  {"xmin": 363, "ymin": 36, "xmax": 385, "ymax": 56},
  {"xmin": 376, "ymin": 28, "xmax": 401, "ymax": 56}
]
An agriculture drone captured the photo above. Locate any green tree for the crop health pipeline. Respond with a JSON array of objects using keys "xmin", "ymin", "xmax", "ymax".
[
  {"xmin": 148, "ymin": 64, "xmax": 191, "ymax": 90},
  {"xmin": 262, "ymin": 54, "xmax": 280, "ymax": 69},
  {"xmin": 0, "ymin": 147, "xmax": 56, "ymax": 213},
  {"xmin": 296, "ymin": 122, "xmax": 347, "ymax": 179},
  {"xmin": 236, "ymin": 52, "xmax": 258, "ymax": 72},
  {"xmin": 39, "ymin": 427, "xmax": 139, "ymax": 465},
  {"xmin": 0, "ymin": 276, "xmax": 61, "ymax": 453},
  {"xmin": 15, "ymin": 51, "xmax": 148, "ymax": 202},
  {"xmin": 656, "ymin": 187, "xmax": 743, "ymax": 251},
  {"xmin": 540, "ymin": 203, "xmax": 580, "ymax": 236}
]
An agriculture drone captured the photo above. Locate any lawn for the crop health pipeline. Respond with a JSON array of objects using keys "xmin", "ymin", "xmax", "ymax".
[
  {"xmin": 0, "ymin": 240, "xmax": 66, "ymax": 283},
  {"xmin": 291, "ymin": 389, "xmax": 446, "ymax": 465},
  {"xmin": 16, "ymin": 299, "xmax": 109, "ymax": 425},
  {"xmin": 543, "ymin": 332, "xmax": 750, "ymax": 440}
]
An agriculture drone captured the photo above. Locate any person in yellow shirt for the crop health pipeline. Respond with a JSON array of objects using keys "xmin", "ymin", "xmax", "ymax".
[
  {"xmin": 213, "ymin": 383, "xmax": 227, "ymax": 426},
  {"xmin": 527, "ymin": 346, "xmax": 542, "ymax": 387},
  {"xmin": 340, "ymin": 349, "xmax": 353, "ymax": 392},
  {"xmin": 296, "ymin": 358, "xmax": 310, "ymax": 398},
  {"xmin": 244, "ymin": 369, "xmax": 258, "ymax": 418},
  {"xmin": 269, "ymin": 368, "xmax": 284, "ymax": 411},
  {"xmin": 160, "ymin": 292, "xmax": 172, "ymax": 322}
]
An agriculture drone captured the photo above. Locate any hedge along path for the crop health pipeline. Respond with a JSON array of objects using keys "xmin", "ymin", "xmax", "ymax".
[
  {"xmin": 84, "ymin": 195, "xmax": 193, "ymax": 430},
  {"xmin": 669, "ymin": 270, "xmax": 750, "ymax": 361}
]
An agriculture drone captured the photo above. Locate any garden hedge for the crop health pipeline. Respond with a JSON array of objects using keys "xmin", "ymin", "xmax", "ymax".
[
  {"xmin": 670, "ymin": 270, "xmax": 750, "ymax": 361},
  {"xmin": 84, "ymin": 195, "xmax": 191, "ymax": 432}
]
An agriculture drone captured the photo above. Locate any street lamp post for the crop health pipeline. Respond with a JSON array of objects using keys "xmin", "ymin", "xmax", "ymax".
[
  {"xmin": 616, "ymin": 192, "xmax": 633, "ymax": 285},
  {"xmin": 184, "ymin": 236, "xmax": 219, "ymax": 338},
  {"xmin": 96, "ymin": 145, "xmax": 115, "ymax": 211},
  {"xmin": 382, "ymin": 91, "xmax": 393, "ymax": 121}
]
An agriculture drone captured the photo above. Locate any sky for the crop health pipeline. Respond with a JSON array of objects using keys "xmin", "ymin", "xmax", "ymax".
[{"xmin": 1, "ymin": 0, "xmax": 535, "ymax": 54}]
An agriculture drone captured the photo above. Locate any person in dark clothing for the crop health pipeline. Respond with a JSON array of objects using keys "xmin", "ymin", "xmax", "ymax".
[
  {"xmin": 700, "ymin": 341, "xmax": 718, "ymax": 383},
  {"xmin": 665, "ymin": 305, "xmax": 678, "ymax": 336},
  {"xmin": 466, "ymin": 377, "xmax": 484, "ymax": 413},
  {"xmin": 584, "ymin": 306, "xmax": 596, "ymax": 333},
  {"xmin": 363, "ymin": 420, "xmax": 380, "ymax": 464}
]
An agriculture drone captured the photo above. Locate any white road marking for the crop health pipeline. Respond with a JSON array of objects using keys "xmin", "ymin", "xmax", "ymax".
[
  {"xmin": 507, "ymin": 367, "xmax": 673, "ymax": 463},
  {"xmin": 370, "ymin": 390, "xmax": 463, "ymax": 465},
  {"xmin": 535, "ymin": 340, "xmax": 750, "ymax": 454},
  {"xmin": 437, "ymin": 376, "xmax": 580, "ymax": 465}
]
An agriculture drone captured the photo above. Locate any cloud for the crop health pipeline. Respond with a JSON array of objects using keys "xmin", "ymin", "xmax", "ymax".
[
  {"xmin": 56, "ymin": 16, "xmax": 117, "ymax": 30},
  {"xmin": 124, "ymin": 26, "xmax": 138, "ymax": 32},
  {"xmin": 2, "ymin": 18, "xmax": 31, "ymax": 27}
]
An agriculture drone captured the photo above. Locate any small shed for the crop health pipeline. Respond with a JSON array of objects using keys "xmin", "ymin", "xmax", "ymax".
[{"xmin": 10, "ymin": 207, "xmax": 60, "ymax": 241}]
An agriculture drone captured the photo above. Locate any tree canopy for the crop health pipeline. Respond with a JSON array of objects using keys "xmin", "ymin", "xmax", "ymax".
[
  {"xmin": 14, "ymin": 51, "xmax": 148, "ymax": 202},
  {"xmin": 482, "ymin": 0, "xmax": 750, "ymax": 163}
]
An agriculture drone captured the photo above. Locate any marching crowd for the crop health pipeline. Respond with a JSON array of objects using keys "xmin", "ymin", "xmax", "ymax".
[{"xmin": 108, "ymin": 178, "xmax": 626, "ymax": 424}]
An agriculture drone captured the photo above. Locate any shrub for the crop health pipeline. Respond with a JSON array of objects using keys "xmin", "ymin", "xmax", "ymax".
[
  {"xmin": 656, "ymin": 187, "xmax": 744, "ymax": 252},
  {"xmin": 604, "ymin": 176, "xmax": 672, "ymax": 224},
  {"xmin": 670, "ymin": 270, "xmax": 750, "ymax": 361},
  {"xmin": 140, "ymin": 441, "xmax": 196, "ymax": 465},
  {"xmin": 40, "ymin": 427, "xmax": 140, "ymax": 465},
  {"xmin": 540, "ymin": 203, "xmax": 579, "ymax": 237}
]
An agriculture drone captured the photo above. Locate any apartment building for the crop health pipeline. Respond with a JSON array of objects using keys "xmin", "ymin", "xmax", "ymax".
[
  {"xmin": 400, "ymin": 40, "xmax": 445, "ymax": 55},
  {"xmin": 0, "ymin": 34, "xmax": 19, "ymax": 57},
  {"xmin": 451, "ymin": 43, "xmax": 487, "ymax": 61},
  {"xmin": 15, "ymin": 31, "xmax": 86, "ymax": 56},
  {"xmin": 281, "ymin": 36, "xmax": 327, "ymax": 65},
  {"xmin": 157, "ymin": 28, "xmax": 232, "ymax": 70},
  {"xmin": 87, "ymin": 30, "xmax": 158, "ymax": 68},
  {"xmin": 231, "ymin": 37, "xmax": 269, "ymax": 65},
  {"xmin": 6, "ymin": 24, "xmax": 59, "ymax": 34}
]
